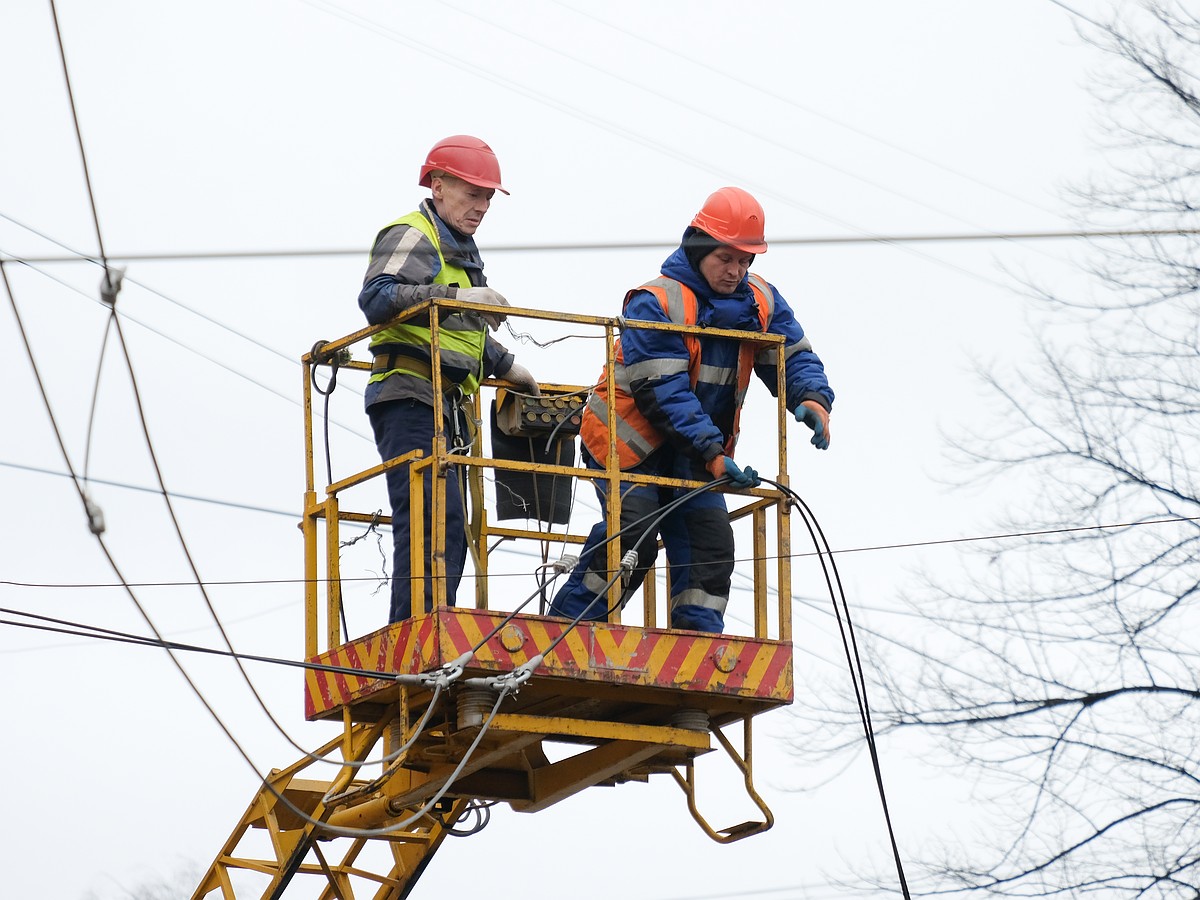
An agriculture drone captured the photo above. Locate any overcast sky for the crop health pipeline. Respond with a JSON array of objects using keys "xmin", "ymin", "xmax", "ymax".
[{"xmin": 1, "ymin": 2, "xmax": 1123, "ymax": 898}]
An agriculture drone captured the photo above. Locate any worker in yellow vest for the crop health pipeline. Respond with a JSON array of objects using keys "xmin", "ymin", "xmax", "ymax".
[
  {"xmin": 550, "ymin": 187, "xmax": 834, "ymax": 633},
  {"xmin": 358, "ymin": 135, "xmax": 538, "ymax": 624}
]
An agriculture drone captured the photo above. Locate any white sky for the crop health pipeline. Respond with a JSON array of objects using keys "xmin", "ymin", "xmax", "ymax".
[{"xmin": 1, "ymin": 1, "xmax": 1121, "ymax": 898}]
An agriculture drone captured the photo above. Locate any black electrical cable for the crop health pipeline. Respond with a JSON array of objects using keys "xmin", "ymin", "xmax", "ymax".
[
  {"xmin": 536, "ymin": 476, "xmax": 734, "ymax": 657},
  {"xmin": 443, "ymin": 798, "xmax": 497, "ymax": 837},
  {"xmin": 309, "ymin": 342, "xmax": 341, "ymax": 489},
  {"xmin": 0, "ymin": 605, "xmax": 417, "ymax": 681},
  {"xmin": 760, "ymin": 476, "xmax": 912, "ymax": 899}
]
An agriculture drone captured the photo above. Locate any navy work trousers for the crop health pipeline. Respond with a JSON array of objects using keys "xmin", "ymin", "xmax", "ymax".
[
  {"xmin": 368, "ymin": 398, "xmax": 467, "ymax": 623},
  {"xmin": 548, "ymin": 448, "xmax": 734, "ymax": 633}
]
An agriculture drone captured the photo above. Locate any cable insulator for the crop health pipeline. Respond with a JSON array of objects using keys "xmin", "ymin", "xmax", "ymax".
[
  {"xmin": 670, "ymin": 709, "xmax": 710, "ymax": 732},
  {"xmin": 456, "ymin": 688, "xmax": 495, "ymax": 730},
  {"xmin": 619, "ymin": 549, "xmax": 638, "ymax": 572},
  {"xmin": 551, "ymin": 555, "xmax": 579, "ymax": 574}
]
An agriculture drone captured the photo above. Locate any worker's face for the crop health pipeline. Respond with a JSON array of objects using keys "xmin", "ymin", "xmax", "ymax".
[
  {"xmin": 699, "ymin": 246, "xmax": 754, "ymax": 295},
  {"xmin": 431, "ymin": 175, "xmax": 494, "ymax": 235}
]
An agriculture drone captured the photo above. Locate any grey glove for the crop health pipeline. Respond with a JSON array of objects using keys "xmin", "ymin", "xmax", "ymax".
[
  {"xmin": 502, "ymin": 361, "xmax": 540, "ymax": 396},
  {"xmin": 458, "ymin": 286, "xmax": 510, "ymax": 331}
]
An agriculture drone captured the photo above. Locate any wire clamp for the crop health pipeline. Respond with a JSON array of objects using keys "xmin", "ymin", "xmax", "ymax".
[
  {"xmin": 100, "ymin": 266, "xmax": 126, "ymax": 306},
  {"xmin": 463, "ymin": 653, "xmax": 542, "ymax": 694},
  {"xmin": 429, "ymin": 652, "xmax": 473, "ymax": 688},
  {"xmin": 84, "ymin": 493, "xmax": 105, "ymax": 535}
]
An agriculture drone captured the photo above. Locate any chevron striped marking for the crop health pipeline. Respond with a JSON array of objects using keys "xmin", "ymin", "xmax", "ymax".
[{"xmin": 305, "ymin": 610, "xmax": 792, "ymax": 718}]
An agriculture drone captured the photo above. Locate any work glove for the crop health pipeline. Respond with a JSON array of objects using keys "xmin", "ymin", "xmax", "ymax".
[
  {"xmin": 706, "ymin": 454, "xmax": 761, "ymax": 489},
  {"xmin": 793, "ymin": 401, "xmax": 831, "ymax": 450},
  {"xmin": 457, "ymin": 286, "xmax": 510, "ymax": 331},
  {"xmin": 501, "ymin": 361, "xmax": 540, "ymax": 396}
]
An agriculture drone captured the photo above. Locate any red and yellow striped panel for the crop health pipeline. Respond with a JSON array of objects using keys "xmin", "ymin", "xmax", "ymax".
[{"xmin": 305, "ymin": 609, "xmax": 792, "ymax": 720}]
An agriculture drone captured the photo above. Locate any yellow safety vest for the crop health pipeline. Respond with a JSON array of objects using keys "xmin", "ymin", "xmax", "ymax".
[{"xmin": 367, "ymin": 211, "xmax": 488, "ymax": 396}]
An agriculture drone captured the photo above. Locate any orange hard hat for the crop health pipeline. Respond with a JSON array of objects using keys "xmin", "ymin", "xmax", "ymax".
[
  {"xmin": 418, "ymin": 135, "xmax": 508, "ymax": 195},
  {"xmin": 690, "ymin": 187, "xmax": 767, "ymax": 254}
]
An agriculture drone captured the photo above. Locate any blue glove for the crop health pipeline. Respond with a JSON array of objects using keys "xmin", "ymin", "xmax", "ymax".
[
  {"xmin": 794, "ymin": 404, "xmax": 830, "ymax": 450},
  {"xmin": 723, "ymin": 457, "xmax": 761, "ymax": 489}
]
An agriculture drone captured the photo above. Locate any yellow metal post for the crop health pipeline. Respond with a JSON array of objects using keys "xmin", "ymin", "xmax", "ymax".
[
  {"xmin": 324, "ymin": 495, "xmax": 342, "ymax": 649},
  {"xmin": 603, "ymin": 321, "xmax": 622, "ymax": 623}
]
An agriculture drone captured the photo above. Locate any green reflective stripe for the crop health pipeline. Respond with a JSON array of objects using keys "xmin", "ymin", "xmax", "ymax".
[
  {"xmin": 626, "ymin": 357, "xmax": 688, "ymax": 382},
  {"xmin": 378, "ymin": 323, "xmax": 482, "ymax": 369},
  {"xmin": 367, "ymin": 211, "xmax": 486, "ymax": 394},
  {"xmin": 670, "ymin": 588, "xmax": 728, "ymax": 614}
]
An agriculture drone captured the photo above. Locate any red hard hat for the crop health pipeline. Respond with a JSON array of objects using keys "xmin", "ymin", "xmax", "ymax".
[
  {"xmin": 418, "ymin": 135, "xmax": 508, "ymax": 195},
  {"xmin": 690, "ymin": 187, "xmax": 767, "ymax": 254}
]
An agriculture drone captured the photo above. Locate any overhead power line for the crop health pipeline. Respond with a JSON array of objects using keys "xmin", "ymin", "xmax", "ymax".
[
  {"xmin": 7, "ymin": 227, "xmax": 1195, "ymax": 265},
  {"xmin": 7, "ymin": 511, "xmax": 1198, "ymax": 592},
  {"xmin": 0, "ymin": 459, "xmax": 298, "ymax": 519}
]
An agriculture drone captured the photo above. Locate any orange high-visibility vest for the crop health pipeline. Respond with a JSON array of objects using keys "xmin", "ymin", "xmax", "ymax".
[{"xmin": 581, "ymin": 274, "xmax": 774, "ymax": 469}]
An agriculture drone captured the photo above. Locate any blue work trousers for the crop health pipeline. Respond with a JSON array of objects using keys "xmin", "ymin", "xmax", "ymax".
[
  {"xmin": 368, "ymin": 398, "xmax": 467, "ymax": 623},
  {"xmin": 548, "ymin": 448, "xmax": 734, "ymax": 633}
]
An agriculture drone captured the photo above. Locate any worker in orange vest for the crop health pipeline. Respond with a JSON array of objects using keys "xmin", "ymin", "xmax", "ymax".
[{"xmin": 549, "ymin": 187, "xmax": 834, "ymax": 633}]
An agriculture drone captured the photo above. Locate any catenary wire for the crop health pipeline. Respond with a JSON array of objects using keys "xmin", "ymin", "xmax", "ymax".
[
  {"xmin": 16, "ymin": 1, "xmax": 1088, "ymax": 857},
  {"xmin": 3, "ymin": 256, "xmax": 334, "ymax": 833},
  {"xmin": 46, "ymin": 0, "xmax": 110, "ymax": 274},
  {"xmin": 293, "ymin": 0, "xmax": 1040, "ymax": 297},
  {"xmin": 6, "ymin": 501, "xmax": 1196, "ymax": 589},
  {"xmin": 0, "ymin": 249, "xmax": 373, "ymax": 441},
  {"xmin": 0, "ymin": 210, "xmax": 326, "ymax": 376},
  {"xmin": 32, "ymin": 11, "xmax": 407, "ymax": 808},
  {"xmin": 5, "ymin": 256, "xmax": 493, "ymax": 829},
  {"xmin": 8, "ymin": 227, "xmax": 1197, "ymax": 265},
  {"xmin": 1, "ymin": 459, "xmax": 299, "ymax": 518},
  {"xmin": 549, "ymin": 0, "xmax": 1068, "ymax": 222},
  {"xmin": 440, "ymin": 0, "xmax": 1076, "ymax": 261}
]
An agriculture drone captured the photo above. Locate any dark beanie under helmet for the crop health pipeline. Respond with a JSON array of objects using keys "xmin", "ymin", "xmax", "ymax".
[{"xmin": 682, "ymin": 226, "xmax": 754, "ymax": 274}]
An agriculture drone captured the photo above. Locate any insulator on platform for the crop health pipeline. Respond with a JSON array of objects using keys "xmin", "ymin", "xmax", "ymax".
[
  {"xmin": 457, "ymin": 688, "xmax": 495, "ymax": 730},
  {"xmin": 670, "ymin": 709, "xmax": 711, "ymax": 732}
]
